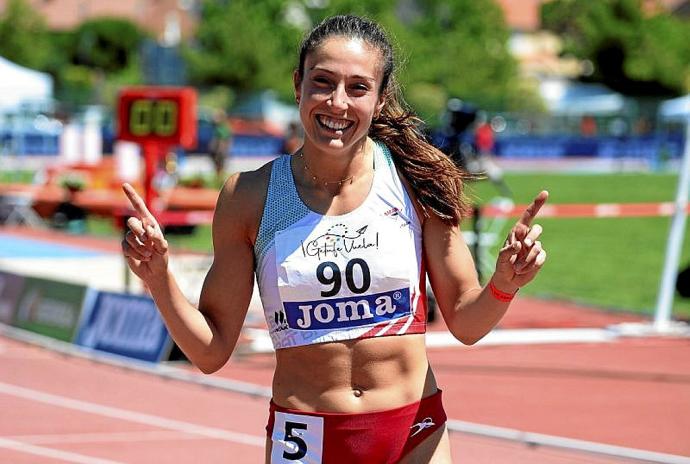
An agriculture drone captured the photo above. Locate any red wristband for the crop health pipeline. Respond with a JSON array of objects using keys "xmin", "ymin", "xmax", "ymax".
[{"xmin": 488, "ymin": 281, "xmax": 517, "ymax": 302}]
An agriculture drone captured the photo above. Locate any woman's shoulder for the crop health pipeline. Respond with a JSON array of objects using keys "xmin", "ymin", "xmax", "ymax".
[{"xmin": 213, "ymin": 157, "xmax": 282, "ymax": 240}]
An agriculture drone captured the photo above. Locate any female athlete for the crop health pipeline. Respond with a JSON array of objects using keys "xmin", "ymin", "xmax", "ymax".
[{"xmin": 122, "ymin": 14, "xmax": 548, "ymax": 463}]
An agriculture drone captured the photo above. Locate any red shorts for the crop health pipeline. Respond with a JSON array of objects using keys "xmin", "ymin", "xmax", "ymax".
[{"xmin": 266, "ymin": 390, "xmax": 446, "ymax": 464}]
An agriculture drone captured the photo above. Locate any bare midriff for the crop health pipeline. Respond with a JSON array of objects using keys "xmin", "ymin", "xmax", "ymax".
[{"xmin": 272, "ymin": 334, "xmax": 436, "ymax": 413}]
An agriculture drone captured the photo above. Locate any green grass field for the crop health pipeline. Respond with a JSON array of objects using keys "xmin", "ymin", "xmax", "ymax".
[{"xmin": 466, "ymin": 173, "xmax": 690, "ymax": 319}]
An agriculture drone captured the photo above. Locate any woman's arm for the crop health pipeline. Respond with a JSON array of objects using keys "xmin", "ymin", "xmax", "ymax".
[
  {"xmin": 121, "ymin": 171, "xmax": 265, "ymax": 373},
  {"xmin": 424, "ymin": 191, "xmax": 548, "ymax": 345}
]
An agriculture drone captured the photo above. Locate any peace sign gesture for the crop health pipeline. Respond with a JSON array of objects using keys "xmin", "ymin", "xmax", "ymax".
[
  {"xmin": 493, "ymin": 190, "xmax": 549, "ymax": 291},
  {"xmin": 121, "ymin": 183, "xmax": 169, "ymax": 282}
]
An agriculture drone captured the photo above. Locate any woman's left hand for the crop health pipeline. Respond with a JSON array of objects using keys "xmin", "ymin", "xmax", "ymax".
[{"xmin": 493, "ymin": 190, "xmax": 549, "ymax": 292}]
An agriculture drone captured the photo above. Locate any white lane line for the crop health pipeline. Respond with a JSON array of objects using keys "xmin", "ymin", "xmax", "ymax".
[
  {"xmin": 426, "ymin": 328, "xmax": 618, "ymax": 348},
  {"xmin": 243, "ymin": 327, "xmax": 620, "ymax": 353},
  {"xmin": 0, "ymin": 381, "xmax": 265, "ymax": 448},
  {"xmin": 6, "ymin": 430, "xmax": 201, "ymax": 446},
  {"xmin": 0, "ymin": 437, "xmax": 124, "ymax": 464},
  {"xmin": 448, "ymin": 420, "xmax": 690, "ymax": 464}
]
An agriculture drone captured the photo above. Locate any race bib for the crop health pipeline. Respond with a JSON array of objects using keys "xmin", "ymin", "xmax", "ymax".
[
  {"xmin": 270, "ymin": 412, "xmax": 324, "ymax": 464},
  {"xmin": 274, "ymin": 219, "xmax": 413, "ymax": 338}
]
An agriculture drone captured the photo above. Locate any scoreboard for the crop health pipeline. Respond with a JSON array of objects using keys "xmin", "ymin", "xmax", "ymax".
[{"xmin": 117, "ymin": 87, "xmax": 197, "ymax": 149}]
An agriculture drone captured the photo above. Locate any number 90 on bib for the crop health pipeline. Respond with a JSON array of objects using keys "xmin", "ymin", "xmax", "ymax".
[{"xmin": 270, "ymin": 412, "xmax": 324, "ymax": 463}]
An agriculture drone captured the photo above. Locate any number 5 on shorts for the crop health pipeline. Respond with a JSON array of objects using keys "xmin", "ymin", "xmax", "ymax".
[{"xmin": 271, "ymin": 412, "xmax": 324, "ymax": 463}]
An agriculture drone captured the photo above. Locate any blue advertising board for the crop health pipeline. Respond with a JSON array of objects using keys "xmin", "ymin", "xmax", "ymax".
[{"xmin": 75, "ymin": 290, "xmax": 173, "ymax": 363}]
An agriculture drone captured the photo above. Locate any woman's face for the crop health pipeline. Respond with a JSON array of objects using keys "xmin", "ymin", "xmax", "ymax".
[{"xmin": 295, "ymin": 36, "xmax": 386, "ymax": 155}]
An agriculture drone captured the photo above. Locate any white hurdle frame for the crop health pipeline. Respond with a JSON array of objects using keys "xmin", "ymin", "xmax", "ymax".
[{"xmin": 654, "ymin": 110, "xmax": 690, "ymax": 331}]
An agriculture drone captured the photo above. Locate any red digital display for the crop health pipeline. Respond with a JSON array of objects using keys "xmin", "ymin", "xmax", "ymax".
[{"xmin": 117, "ymin": 86, "xmax": 197, "ymax": 149}]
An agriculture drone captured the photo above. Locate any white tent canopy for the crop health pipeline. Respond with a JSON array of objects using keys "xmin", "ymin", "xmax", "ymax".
[
  {"xmin": 539, "ymin": 78, "xmax": 629, "ymax": 116},
  {"xmin": 0, "ymin": 55, "xmax": 53, "ymax": 114},
  {"xmin": 659, "ymin": 94, "xmax": 690, "ymax": 120}
]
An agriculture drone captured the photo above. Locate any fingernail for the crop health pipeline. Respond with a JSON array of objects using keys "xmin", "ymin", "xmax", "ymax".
[{"xmin": 524, "ymin": 238, "xmax": 532, "ymax": 246}]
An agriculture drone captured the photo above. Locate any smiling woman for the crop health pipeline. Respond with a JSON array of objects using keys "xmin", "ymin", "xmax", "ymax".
[{"xmin": 119, "ymin": 14, "xmax": 549, "ymax": 464}]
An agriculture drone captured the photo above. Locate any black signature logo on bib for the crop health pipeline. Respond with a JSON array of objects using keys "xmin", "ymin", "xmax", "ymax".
[{"xmin": 301, "ymin": 224, "xmax": 379, "ymax": 261}]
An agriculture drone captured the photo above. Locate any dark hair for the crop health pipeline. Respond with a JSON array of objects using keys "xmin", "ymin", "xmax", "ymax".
[{"xmin": 298, "ymin": 15, "xmax": 472, "ymax": 224}]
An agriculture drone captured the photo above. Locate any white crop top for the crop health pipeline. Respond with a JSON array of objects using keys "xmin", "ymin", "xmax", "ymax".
[{"xmin": 253, "ymin": 140, "xmax": 427, "ymax": 350}]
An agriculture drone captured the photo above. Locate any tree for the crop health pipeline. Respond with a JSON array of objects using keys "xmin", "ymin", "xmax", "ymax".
[
  {"xmin": 541, "ymin": 0, "xmax": 690, "ymax": 96},
  {"xmin": 396, "ymin": 0, "xmax": 522, "ymax": 115},
  {"xmin": 184, "ymin": 0, "xmax": 303, "ymax": 98},
  {"xmin": 185, "ymin": 0, "xmax": 529, "ymax": 122},
  {"xmin": 72, "ymin": 18, "xmax": 146, "ymax": 73},
  {"xmin": 0, "ymin": 0, "xmax": 52, "ymax": 69}
]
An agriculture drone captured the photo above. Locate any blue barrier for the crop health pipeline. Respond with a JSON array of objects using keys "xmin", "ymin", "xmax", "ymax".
[
  {"xmin": 431, "ymin": 131, "xmax": 685, "ymax": 162},
  {"xmin": 86, "ymin": 126, "xmax": 284, "ymax": 158},
  {"xmin": 75, "ymin": 290, "xmax": 173, "ymax": 363},
  {"xmin": 229, "ymin": 134, "xmax": 285, "ymax": 157},
  {"xmin": 493, "ymin": 134, "xmax": 685, "ymax": 160},
  {"xmin": 4, "ymin": 128, "xmax": 685, "ymax": 161},
  {"xmin": 0, "ymin": 130, "xmax": 60, "ymax": 156}
]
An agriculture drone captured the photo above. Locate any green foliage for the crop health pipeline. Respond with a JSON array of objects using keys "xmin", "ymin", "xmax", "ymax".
[
  {"xmin": 395, "ymin": 0, "xmax": 521, "ymax": 111},
  {"xmin": 405, "ymin": 82, "xmax": 448, "ymax": 126},
  {"xmin": 197, "ymin": 86, "xmax": 236, "ymax": 112},
  {"xmin": 186, "ymin": 0, "xmax": 530, "ymax": 117},
  {"xmin": 0, "ymin": 0, "xmax": 52, "ymax": 69},
  {"xmin": 184, "ymin": 0, "xmax": 304, "ymax": 99},
  {"xmin": 541, "ymin": 0, "xmax": 690, "ymax": 96},
  {"xmin": 71, "ymin": 18, "xmax": 146, "ymax": 73},
  {"xmin": 47, "ymin": 19, "xmax": 145, "ymax": 106},
  {"xmin": 97, "ymin": 56, "xmax": 144, "ymax": 107},
  {"xmin": 0, "ymin": 170, "xmax": 35, "ymax": 184},
  {"xmin": 57, "ymin": 172, "xmax": 87, "ymax": 192},
  {"xmin": 0, "ymin": 5, "xmax": 145, "ymax": 107},
  {"xmin": 56, "ymin": 65, "xmax": 96, "ymax": 106}
]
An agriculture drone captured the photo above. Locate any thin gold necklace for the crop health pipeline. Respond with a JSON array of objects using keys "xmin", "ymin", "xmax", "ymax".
[{"xmin": 299, "ymin": 150, "xmax": 369, "ymax": 188}]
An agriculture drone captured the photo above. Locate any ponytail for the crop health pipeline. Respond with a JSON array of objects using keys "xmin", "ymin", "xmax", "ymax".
[{"xmin": 370, "ymin": 79, "xmax": 473, "ymax": 225}]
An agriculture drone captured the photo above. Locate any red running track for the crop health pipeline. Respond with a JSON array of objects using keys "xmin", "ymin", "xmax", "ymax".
[{"xmin": 2, "ymin": 325, "xmax": 689, "ymax": 463}]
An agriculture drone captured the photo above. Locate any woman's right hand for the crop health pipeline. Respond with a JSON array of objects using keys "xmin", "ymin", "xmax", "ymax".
[{"xmin": 121, "ymin": 183, "xmax": 169, "ymax": 283}]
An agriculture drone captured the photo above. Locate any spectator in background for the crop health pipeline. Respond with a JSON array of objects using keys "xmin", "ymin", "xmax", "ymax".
[
  {"xmin": 474, "ymin": 119, "xmax": 495, "ymax": 156},
  {"xmin": 209, "ymin": 110, "xmax": 232, "ymax": 179},
  {"xmin": 281, "ymin": 121, "xmax": 303, "ymax": 154},
  {"xmin": 580, "ymin": 115, "xmax": 597, "ymax": 137},
  {"xmin": 471, "ymin": 117, "xmax": 512, "ymax": 198},
  {"xmin": 634, "ymin": 116, "xmax": 652, "ymax": 136},
  {"xmin": 52, "ymin": 176, "xmax": 87, "ymax": 233}
]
